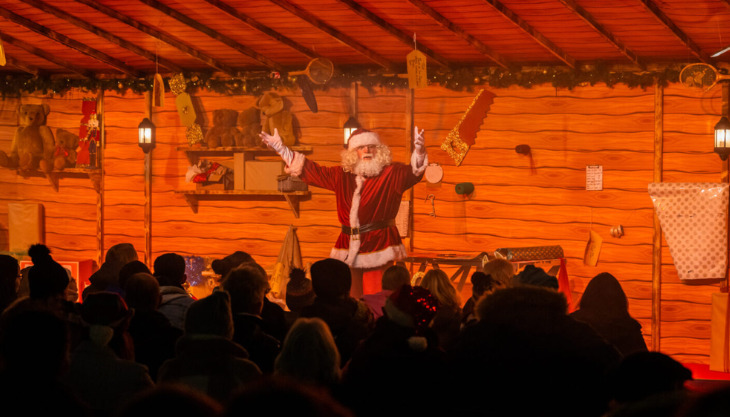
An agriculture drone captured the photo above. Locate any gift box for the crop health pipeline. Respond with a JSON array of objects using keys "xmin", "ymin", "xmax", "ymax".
[
  {"xmin": 8, "ymin": 203, "xmax": 44, "ymax": 252},
  {"xmin": 245, "ymin": 161, "xmax": 284, "ymax": 190}
]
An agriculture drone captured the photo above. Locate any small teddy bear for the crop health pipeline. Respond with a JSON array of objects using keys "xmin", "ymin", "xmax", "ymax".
[
  {"xmin": 257, "ymin": 92, "xmax": 297, "ymax": 146},
  {"xmin": 53, "ymin": 128, "xmax": 78, "ymax": 170},
  {"xmin": 0, "ymin": 104, "xmax": 55, "ymax": 172},
  {"xmin": 237, "ymin": 107, "xmax": 262, "ymax": 148},
  {"xmin": 205, "ymin": 109, "xmax": 241, "ymax": 148}
]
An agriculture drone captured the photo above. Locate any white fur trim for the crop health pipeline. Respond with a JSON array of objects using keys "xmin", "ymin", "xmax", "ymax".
[
  {"xmin": 330, "ymin": 243, "xmax": 407, "ymax": 269},
  {"xmin": 347, "ymin": 131, "xmax": 381, "ymax": 150},
  {"xmin": 344, "ymin": 175, "xmax": 365, "ymax": 264},
  {"xmin": 410, "ymin": 150, "xmax": 428, "ymax": 176},
  {"xmin": 286, "ymin": 152, "xmax": 306, "ymax": 177}
]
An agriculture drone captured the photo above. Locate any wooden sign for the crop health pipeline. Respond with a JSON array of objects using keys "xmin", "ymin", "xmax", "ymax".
[
  {"xmin": 407, "ymin": 49, "xmax": 427, "ymax": 89},
  {"xmin": 153, "ymin": 73, "xmax": 165, "ymax": 107},
  {"xmin": 583, "ymin": 230, "xmax": 602, "ymax": 266}
]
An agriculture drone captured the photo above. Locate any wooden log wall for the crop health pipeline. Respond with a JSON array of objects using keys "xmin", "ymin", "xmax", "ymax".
[{"xmin": 0, "ymin": 81, "xmax": 724, "ymax": 365}]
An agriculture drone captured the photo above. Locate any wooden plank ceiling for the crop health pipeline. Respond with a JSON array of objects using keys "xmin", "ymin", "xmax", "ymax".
[{"xmin": 0, "ymin": 0, "xmax": 727, "ymax": 78}]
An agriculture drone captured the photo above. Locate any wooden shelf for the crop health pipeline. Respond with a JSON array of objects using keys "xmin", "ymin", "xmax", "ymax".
[
  {"xmin": 175, "ymin": 190, "xmax": 311, "ymax": 217},
  {"xmin": 8, "ymin": 167, "xmax": 101, "ymax": 191},
  {"xmin": 177, "ymin": 145, "xmax": 313, "ymax": 163}
]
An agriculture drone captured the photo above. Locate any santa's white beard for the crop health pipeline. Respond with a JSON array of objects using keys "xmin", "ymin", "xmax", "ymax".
[{"xmin": 353, "ymin": 156, "xmax": 385, "ymax": 177}]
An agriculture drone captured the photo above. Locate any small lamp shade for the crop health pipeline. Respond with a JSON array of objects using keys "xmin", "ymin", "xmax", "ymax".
[
  {"xmin": 343, "ymin": 116, "xmax": 360, "ymax": 147},
  {"xmin": 715, "ymin": 116, "xmax": 730, "ymax": 161},
  {"xmin": 138, "ymin": 118, "xmax": 156, "ymax": 153}
]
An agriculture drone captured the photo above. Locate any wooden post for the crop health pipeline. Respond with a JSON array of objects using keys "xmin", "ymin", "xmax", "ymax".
[
  {"xmin": 406, "ymin": 88, "xmax": 415, "ymax": 254},
  {"xmin": 144, "ymin": 93, "xmax": 153, "ymax": 266},
  {"xmin": 651, "ymin": 81, "xmax": 664, "ymax": 352},
  {"xmin": 713, "ymin": 81, "xmax": 730, "ymax": 290},
  {"xmin": 96, "ymin": 90, "xmax": 105, "ymax": 267}
]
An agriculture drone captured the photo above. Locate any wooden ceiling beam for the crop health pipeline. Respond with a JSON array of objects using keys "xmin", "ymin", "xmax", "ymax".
[
  {"xmin": 334, "ymin": 0, "xmax": 450, "ymax": 68},
  {"xmin": 406, "ymin": 0, "xmax": 509, "ymax": 69},
  {"xmin": 0, "ymin": 6, "xmax": 142, "ymax": 77},
  {"xmin": 481, "ymin": 0, "xmax": 575, "ymax": 69},
  {"xmin": 202, "ymin": 0, "xmax": 319, "ymax": 60},
  {"xmin": 139, "ymin": 0, "xmax": 283, "ymax": 72},
  {"xmin": 638, "ymin": 0, "xmax": 712, "ymax": 63},
  {"xmin": 19, "ymin": 0, "xmax": 182, "ymax": 72},
  {"xmin": 268, "ymin": 0, "xmax": 393, "ymax": 70},
  {"xmin": 5, "ymin": 56, "xmax": 39, "ymax": 75},
  {"xmin": 558, "ymin": 0, "xmax": 645, "ymax": 69},
  {"xmin": 75, "ymin": 0, "xmax": 238, "ymax": 76},
  {"xmin": 0, "ymin": 32, "xmax": 92, "ymax": 77}
]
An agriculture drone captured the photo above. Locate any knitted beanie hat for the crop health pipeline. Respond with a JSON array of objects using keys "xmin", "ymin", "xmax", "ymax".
[
  {"xmin": 310, "ymin": 258, "xmax": 351, "ymax": 300},
  {"xmin": 346, "ymin": 128, "xmax": 381, "ymax": 150},
  {"xmin": 384, "ymin": 285, "xmax": 439, "ymax": 331},
  {"xmin": 286, "ymin": 268, "xmax": 315, "ymax": 310},
  {"xmin": 27, "ymin": 245, "xmax": 69, "ymax": 300}
]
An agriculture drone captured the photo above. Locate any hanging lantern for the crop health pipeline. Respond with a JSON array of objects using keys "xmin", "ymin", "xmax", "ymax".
[
  {"xmin": 138, "ymin": 118, "xmax": 156, "ymax": 153},
  {"xmin": 715, "ymin": 116, "xmax": 730, "ymax": 161},
  {"xmin": 343, "ymin": 116, "xmax": 359, "ymax": 147}
]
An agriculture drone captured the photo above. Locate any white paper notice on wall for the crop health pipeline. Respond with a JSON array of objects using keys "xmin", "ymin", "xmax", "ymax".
[
  {"xmin": 648, "ymin": 182, "xmax": 728, "ymax": 281},
  {"xmin": 396, "ymin": 200, "xmax": 410, "ymax": 238},
  {"xmin": 586, "ymin": 165, "xmax": 603, "ymax": 191}
]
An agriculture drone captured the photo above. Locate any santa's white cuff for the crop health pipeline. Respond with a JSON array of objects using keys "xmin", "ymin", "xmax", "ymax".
[
  {"xmin": 285, "ymin": 152, "xmax": 306, "ymax": 177},
  {"xmin": 411, "ymin": 151, "xmax": 428, "ymax": 176}
]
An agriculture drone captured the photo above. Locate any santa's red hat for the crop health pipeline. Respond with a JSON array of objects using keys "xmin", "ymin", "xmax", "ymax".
[{"xmin": 346, "ymin": 128, "xmax": 381, "ymax": 150}]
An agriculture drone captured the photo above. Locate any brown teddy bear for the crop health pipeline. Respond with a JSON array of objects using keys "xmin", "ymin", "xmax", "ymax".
[
  {"xmin": 0, "ymin": 104, "xmax": 55, "ymax": 172},
  {"xmin": 237, "ymin": 107, "xmax": 262, "ymax": 148},
  {"xmin": 257, "ymin": 92, "xmax": 296, "ymax": 146},
  {"xmin": 53, "ymin": 128, "xmax": 78, "ymax": 170},
  {"xmin": 205, "ymin": 109, "xmax": 241, "ymax": 148}
]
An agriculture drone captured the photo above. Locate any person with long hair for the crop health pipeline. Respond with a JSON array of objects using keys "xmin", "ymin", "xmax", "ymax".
[
  {"xmin": 570, "ymin": 272, "xmax": 647, "ymax": 356},
  {"xmin": 274, "ymin": 317, "xmax": 341, "ymax": 389},
  {"xmin": 420, "ymin": 269, "xmax": 462, "ymax": 351}
]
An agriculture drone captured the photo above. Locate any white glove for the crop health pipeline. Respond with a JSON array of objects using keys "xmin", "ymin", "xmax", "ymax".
[
  {"xmin": 413, "ymin": 125, "xmax": 426, "ymax": 166},
  {"xmin": 260, "ymin": 128, "xmax": 294, "ymax": 165},
  {"xmin": 414, "ymin": 126, "xmax": 425, "ymax": 155}
]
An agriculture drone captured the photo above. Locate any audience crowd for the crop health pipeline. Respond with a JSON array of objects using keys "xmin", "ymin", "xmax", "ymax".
[{"xmin": 0, "ymin": 244, "xmax": 725, "ymax": 417}]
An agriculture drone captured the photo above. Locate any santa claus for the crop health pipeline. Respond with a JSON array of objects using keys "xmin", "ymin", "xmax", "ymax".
[{"xmin": 261, "ymin": 126, "xmax": 428, "ymax": 297}]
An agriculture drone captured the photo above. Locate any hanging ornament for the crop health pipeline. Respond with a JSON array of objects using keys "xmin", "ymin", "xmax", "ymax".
[
  {"xmin": 175, "ymin": 93, "xmax": 197, "ymax": 127},
  {"xmin": 153, "ymin": 73, "xmax": 164, "ymax": 107},
  {"xmin": 186, "ymin": 123, "xmax": 204, "ymax": 146},
  {"xmin": 169, "ymin": 73, "xmax": 187, "ymax": 95},
  {"xmin": 407, "ymin": 34, "xmax": 427, "ymax": 89}
]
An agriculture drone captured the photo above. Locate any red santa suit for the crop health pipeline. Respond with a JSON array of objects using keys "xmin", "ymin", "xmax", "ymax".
[{"xmin": 287, "ymin": 131, "xmax": 427, "ymax": 269}]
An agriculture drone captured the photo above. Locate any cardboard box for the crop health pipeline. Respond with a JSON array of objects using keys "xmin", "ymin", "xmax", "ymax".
[
  {"xmin": 245, "ymin": 161, "xmax": 284, "ymax": 190},
  {"xmin": 233, "ymin": 152, "xmax": 246, "ymax": 190},
  {"xmin": 8, "ymin": 203, "xmax": 44, "ymax": 252}
]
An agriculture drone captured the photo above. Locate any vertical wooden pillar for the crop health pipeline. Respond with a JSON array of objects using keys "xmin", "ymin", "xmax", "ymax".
[
  {"xmin": 144, "ymin": 93, "xmax": 153, "ymax": 266},
  {"xmin": 406, "ymin": 88, "xmax": 415, "ymax": 253},
  {"xmin": 96, "ymin": 90, "xmax": 105, "ymax": 267},
  {"xmin": 713, "ymin": 82, "xmax": 730, "ymax": 292},
  {"xmin": 651, "ymin": 81, "xmax": 664, "ymax": 352}
]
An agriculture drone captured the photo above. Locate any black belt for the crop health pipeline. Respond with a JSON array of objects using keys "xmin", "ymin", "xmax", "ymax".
[{"xmin": 342, "ymin": 219, "xmax": 396, "ymax": 236}]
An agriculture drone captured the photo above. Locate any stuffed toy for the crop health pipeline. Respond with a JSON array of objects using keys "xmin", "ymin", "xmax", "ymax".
[
  {"xmin": 0, "ymin": 104, "xmax": 54, "ymax": 172},
  {"xmin": 205, "ymin": 109, "xmax": 241, "ymax": 148},
  {"xmin": 237, "ymin": 107, "xmax": 263, "ymax": 148},
  {"xmin": 53, "ymin": 128, "xmax": 78, "ymax": 170},
  {"xmin": 257, "ymin": 92, "xmax": 296, "ymax": 146}
]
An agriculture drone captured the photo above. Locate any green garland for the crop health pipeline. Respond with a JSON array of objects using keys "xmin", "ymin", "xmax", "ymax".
[{"xmin": 0, "ymin": 64, "xmax": 684, "ymax": 97}]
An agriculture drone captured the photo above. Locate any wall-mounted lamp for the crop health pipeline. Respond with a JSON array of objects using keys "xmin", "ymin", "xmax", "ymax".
[
  {"xmin": 515, "ymin": 144, "xmax": 531, "ymax": 155},
  {"xmin": 715, "ymin": 116, "xmax": 730, "ymax": 160},
  {"xmin": 138, "ymin": 118, "xmax": 156, "ymax": 153},
  {"xmin": 343, "ymin": 116, "xmax": 360, "ymax": 147}
]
